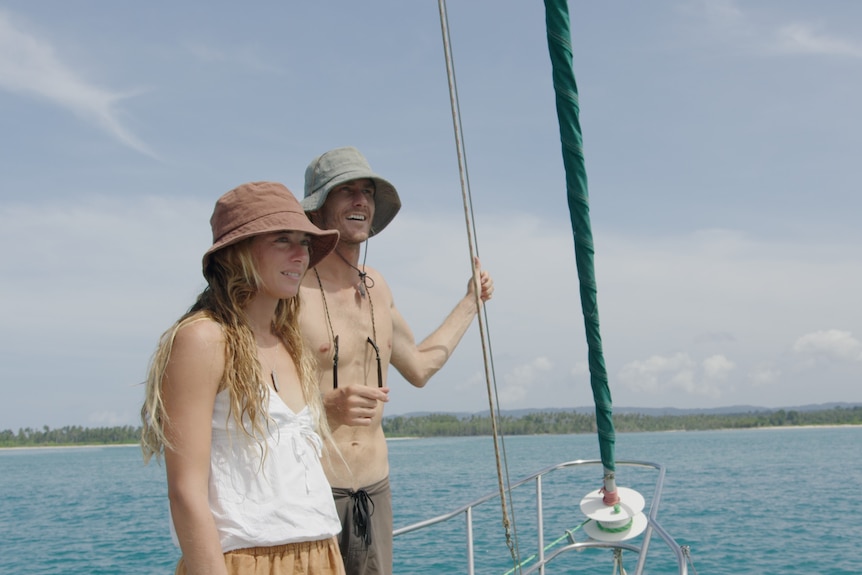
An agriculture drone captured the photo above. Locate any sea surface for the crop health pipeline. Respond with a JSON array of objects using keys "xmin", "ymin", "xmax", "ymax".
[{"xmin": 1, "ymin": 427, "xmax": 860, "ymax": 574}]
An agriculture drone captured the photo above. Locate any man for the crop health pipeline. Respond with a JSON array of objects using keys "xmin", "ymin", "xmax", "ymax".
[{"xmin": 299, "ymin": 146, "xmax": 493, "ymax": 575}]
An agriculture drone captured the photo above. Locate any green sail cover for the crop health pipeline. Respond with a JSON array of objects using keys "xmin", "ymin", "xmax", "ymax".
[{"xmin": 544, "ymin": 0, "xmax": 615, "ymax": 472}]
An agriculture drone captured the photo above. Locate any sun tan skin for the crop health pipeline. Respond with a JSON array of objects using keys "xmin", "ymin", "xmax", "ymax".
[
  {"xmin": 300, "ymin": 179, "xmax": 494, "ymax": 489},
  {"xmin": 163, "ymin": 231, "xmax": 317, "ymax": 575}
]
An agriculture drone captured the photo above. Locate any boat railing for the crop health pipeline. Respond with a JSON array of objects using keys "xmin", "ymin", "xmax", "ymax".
[{"xmin": 393, "ymin": 459, "xmax": 689, "ymax": 575}]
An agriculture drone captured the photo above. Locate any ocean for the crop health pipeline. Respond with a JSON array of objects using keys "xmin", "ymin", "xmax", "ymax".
[{"xmin": 1, "ymin": 427, "xmax": 860, "ymax": 574}]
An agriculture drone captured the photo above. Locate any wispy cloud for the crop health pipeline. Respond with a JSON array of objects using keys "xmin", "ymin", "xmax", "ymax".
[
  {"xmin": 618, "ymin": 353, "xmax": 727, "ymax": 399},
  {"xmin": 689, "ymin": 1, "xmax": 862, "ymax": 59},
  {"xmin": 772, "ymin": 24, "xmax": 862, "ymax": 58},
  {"xmin": 748, "ymin": 365, "xmax": 781, "ymax": 386},
  {"xmin": 793, "ymin": 330, "xmax": 862, "ymax": 362},
  {"xmin": 703, "ymin": 354, "xmax": 735, "ymax": 380},
  {"xmin": 499, "ymin": 356, "xmax": 553, "ymax": 406},
  {"xmin": 0, "ymin": 10, "xmax": 155, "ymax": 157},
  {"xmin": 380, "ymin": 210, "xmax": 862, "ymax": 409}
]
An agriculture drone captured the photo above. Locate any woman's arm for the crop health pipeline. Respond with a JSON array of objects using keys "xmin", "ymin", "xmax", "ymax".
[{"xmin": 162, "ymin": 319, "xmax": 228, "ymax": 575}]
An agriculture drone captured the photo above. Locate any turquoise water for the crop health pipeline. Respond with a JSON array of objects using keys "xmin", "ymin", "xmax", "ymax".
[{"xmin": 2, "ymin": 427, "xmax": 860, "ymax": 574}]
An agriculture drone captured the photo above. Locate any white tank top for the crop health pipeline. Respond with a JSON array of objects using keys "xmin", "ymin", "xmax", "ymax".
[{"xmin": 172, "ymin": 389, "xmax": 341, "ymax": 552}]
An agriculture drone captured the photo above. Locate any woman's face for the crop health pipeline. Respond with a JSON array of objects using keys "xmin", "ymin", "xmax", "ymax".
[{"xmin": 250, "ymin": 231, "xmax": 311, "ymax": 299}]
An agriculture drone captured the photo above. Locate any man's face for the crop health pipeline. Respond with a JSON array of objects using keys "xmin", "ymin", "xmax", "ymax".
[{"xmin": 318, "ymin": 177, "xmax": 376, "ymax": 243}]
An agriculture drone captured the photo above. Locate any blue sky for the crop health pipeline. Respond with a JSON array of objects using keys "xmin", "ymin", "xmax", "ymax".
[{"xmin": 1, "ymin": 1, "xmax": 860, "ymax": 430}]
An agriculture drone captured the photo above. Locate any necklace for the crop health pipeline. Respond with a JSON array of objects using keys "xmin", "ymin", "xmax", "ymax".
[
  {"xmin": 257, "ymin": 341, "xmax": 280, "ymax": 392},
  {"xmin": 314, "ymin": 268, "xmax": 382, "ymax": 389},
  {"xmin": 333, "ymin": 248, "xmax": 374, "ymax": 297}
]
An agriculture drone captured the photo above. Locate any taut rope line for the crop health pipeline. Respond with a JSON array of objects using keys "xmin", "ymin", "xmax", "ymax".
[{"xmin": 437, "ymin": 1, "xmax": 522, "ymax": 572}]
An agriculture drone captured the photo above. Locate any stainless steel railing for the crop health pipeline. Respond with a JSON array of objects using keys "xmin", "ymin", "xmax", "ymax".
[{"xmin": 393, "ymin": 459, "xmax": 689, "ymax": 575}]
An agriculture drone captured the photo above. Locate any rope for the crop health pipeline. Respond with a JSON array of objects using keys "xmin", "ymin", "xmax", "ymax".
[
  {"xmin": 437, "ymin": 1, "xmax": 521, "ymax": 572},
  {"xmin": 332, "ymin": 247, "xmax": 376, "ymax": 295},
  {"xmin": 348, "ymin": 488, "xmax": 375, "ymax": 545},
  {"xmin": 594, "ymin": 518, "xmax": 634, "ymax": 534},
  {"xmin": 313, "ymin": 267, "xmax": 377, "ymax": 354},
  {"xmin": 612, "ymin": 548, "xmax": 628, "ymax": 575},
  {"xmin": 314, "ymin": 268, "xmax": 379, "ymax": 388},
  {"xmin": 502, "ymin": 521, "xmax": 589, "ymax": 575},
  {"xmin": 683, "ymin": 545, "xmax": 699, "ymax": 575}
]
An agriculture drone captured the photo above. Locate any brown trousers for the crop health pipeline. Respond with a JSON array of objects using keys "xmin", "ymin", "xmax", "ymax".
[{"xmin": 332, "ymin": 476, "xmax": 393, "ymax": 575}]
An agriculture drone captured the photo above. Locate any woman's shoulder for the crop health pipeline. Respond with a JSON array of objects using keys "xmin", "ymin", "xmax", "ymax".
[
  {"xmin": 165, "ymin": 313, "xmax": 227, "ymax": 389},
  {"xmin": 173, "ymin": 313, "xmax": 226, "ymax": 351}
]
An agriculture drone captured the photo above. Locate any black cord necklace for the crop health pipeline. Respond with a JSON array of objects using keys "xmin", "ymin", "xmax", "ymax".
[
  {"xmin": 332, "ymin": 247, "xmax": 374, "ymax": 297},
  {"xmin": 313, "ymin": 268, "xmax": 381, "ymax": 389}
]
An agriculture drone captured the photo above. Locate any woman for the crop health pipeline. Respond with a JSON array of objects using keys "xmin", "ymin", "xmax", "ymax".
[{"xmin": 141, "ymin": 181, "xmax": 344, "ymax": 575}]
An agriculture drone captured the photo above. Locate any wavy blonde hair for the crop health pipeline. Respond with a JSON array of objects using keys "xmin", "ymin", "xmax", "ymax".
[{"xmin": 140, "ymin": 238, "xmax": 329, "ymax": 463}]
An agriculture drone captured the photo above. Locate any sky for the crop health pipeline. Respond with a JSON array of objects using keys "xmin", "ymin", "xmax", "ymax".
[{"xmin": 1, "ymin": 1, "xmax": 860, "ymax": 431}]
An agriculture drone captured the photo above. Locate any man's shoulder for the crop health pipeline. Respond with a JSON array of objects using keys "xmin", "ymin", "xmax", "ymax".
[
  {"xmin": 363, "ymin": 264, "xmax": 388, "ymax": 285},
  {"xmin": 364, "ymin": 266, "xmax": 395, "ymax": 305}
]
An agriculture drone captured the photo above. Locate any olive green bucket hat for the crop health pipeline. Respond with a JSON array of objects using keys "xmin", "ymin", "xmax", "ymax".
[{"xmin": 302, "ymin": 146, "xmax": 401, "ymax": 237}]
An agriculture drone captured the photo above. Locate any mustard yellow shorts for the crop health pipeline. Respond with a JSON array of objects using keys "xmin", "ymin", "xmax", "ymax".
[{"xmin": 175, "ymin": 537, "xmax": 345, "ymax": 575}]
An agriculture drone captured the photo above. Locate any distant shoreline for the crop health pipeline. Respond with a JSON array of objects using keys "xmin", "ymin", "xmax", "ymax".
[
  {"xmin": 722, "ymin": 423, "xmax": 862, "ymax": 431},
  {"xmin": 3, "ymin": 423, "xmax": 860, "ymax": 451},
  {"xmin": 0, "ymin": 443, "xmax": 136, "ymax": 452}
]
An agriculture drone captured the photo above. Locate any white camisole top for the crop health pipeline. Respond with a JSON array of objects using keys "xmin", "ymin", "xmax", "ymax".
[{"xmin": 171, "ymin": 389, "xmax": 341, "ymax": 552}]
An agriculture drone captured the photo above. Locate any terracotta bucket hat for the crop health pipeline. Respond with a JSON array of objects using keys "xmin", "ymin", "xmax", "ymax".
[
  {"xmin": 203, "ymin": 181, "xmax": 339, "ymax": 272},
  {"xmin": 302, "ymin": 146, "xmax": 401, "ymax": 237}
]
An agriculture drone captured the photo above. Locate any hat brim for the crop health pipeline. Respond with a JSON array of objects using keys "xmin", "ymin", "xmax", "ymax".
[
  {"xmin": 202, "ymin": 210, "xmax": 339, "ymax": 271},
  {"xmin": 301, "ymin": 171, "xmax": 401, "ymax": 237}
]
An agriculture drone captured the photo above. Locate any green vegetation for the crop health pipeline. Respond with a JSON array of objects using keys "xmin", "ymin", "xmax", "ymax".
[
  {"xmin": 0, "ymin": 425, "xmax": 139, "ymax": 448},
  {"xmin": 1, "ymin": 406, "xmax": 859, "ymax": 447},
  {"xmin": 381, "ymin": 406, "xmax": 862, "ymax": 437}
]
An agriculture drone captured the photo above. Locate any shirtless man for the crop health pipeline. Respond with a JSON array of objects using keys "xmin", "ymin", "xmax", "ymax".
[{"xmin": 299, "ymin": 146, "xmax": 493, "ymax": 575}]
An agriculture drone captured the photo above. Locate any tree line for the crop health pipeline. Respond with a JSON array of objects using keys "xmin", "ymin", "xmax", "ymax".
[
  {"xmin": 0, "ymin": 425, "xmax": 140, "ymax": 447},
  {"xmin": 2, "ymin": 406, "xmax": 859, "ymax": 447},
  {"xmin": 381, "ymin": 406, "xmax": 862, "ymax": 437}
]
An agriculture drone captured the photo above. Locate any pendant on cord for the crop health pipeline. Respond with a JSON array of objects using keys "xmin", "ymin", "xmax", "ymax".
[{"xmin": 357, "ymin": 272, "xmax": 367, "ymax": 298}]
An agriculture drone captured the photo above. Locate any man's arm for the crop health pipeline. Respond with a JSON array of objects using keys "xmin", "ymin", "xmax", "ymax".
[{"xmin": 391, "ymin": 258, "xmax": 493, "ymax": 387}]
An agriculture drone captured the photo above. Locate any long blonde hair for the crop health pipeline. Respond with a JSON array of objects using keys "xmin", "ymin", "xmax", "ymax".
[{"xmin": 140, "ymin": 238, "xmax": 329, "ymax": 463}]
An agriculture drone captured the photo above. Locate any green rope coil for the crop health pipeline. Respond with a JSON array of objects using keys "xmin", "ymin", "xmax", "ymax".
[{"xmin": 594, "ymin": 518, "xmax": 634, "ymax": 534}]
